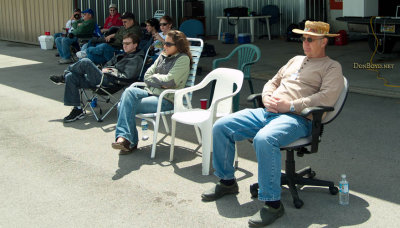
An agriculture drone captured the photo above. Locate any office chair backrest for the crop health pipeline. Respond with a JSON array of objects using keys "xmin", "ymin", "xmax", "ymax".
[{"xmin": 322, "ymin": 76, "xmax": 349, "ymax": 124}]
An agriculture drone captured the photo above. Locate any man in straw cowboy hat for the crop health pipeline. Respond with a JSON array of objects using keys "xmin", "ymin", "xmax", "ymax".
[{"xmin": 201, "ymin": 21, "xmax": 344, "ymax": 227}]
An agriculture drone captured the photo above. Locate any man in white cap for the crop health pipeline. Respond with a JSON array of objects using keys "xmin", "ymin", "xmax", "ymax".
[
  {"xmin": 101, "ymin": 3, "xmax": 123, "ymax": 34},
  {"xmin": 201, "ymin": 21, "xmax": 344, "ymax": 227}
]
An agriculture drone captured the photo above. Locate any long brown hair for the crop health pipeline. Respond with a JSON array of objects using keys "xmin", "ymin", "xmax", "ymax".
[{"xmin": 167, "ymin": 30, "xmax": 193, "ymax": 67}]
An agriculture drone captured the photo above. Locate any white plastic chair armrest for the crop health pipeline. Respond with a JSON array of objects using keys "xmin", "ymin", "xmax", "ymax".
[
  {"xmin": 130, "ymin": 82, "xmax": 146, "ymax": 88},
  {"xmin": 154, "ymin": 89, "xmax": 178, "ymax": 114},
  {"xmin": 209, "ymin": 84, "xmax": 242, "ymax": 116}
]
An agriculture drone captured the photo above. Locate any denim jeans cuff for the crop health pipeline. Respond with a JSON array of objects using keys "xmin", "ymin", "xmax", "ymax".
[
  {"xmin": 213, "ymin": 170, "xmax": 235, "ymax": 181},
  {"xmin": 258, "ymin": 195, "xmax": 281, "ymax": 202}
]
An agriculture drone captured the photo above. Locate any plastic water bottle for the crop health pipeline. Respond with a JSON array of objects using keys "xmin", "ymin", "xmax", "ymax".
[
  {"xmin": 141, "ymin": 119, "xmax": 149, "ymax": 141},
  {"xmin": 339, "ymin": 174, "xmax": 349, "ymax": 205},
  {"xmin": 90, "ymin": 97, "xmax": 97, "ymax": 108}
]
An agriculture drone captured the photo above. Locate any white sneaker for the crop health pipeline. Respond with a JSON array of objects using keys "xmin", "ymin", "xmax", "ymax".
[{"xmin": 76, "ymin": 51, "xmax": 87, "ymax": 59}]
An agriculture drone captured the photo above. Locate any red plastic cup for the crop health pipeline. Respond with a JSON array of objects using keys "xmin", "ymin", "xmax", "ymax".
[
  {"xmin": 200, "ymin": 99, "xmax": 208, "ymax": 109},
  {"xmin": 45, "ymin": 31, "xmax": 50, "ymax": 36}
]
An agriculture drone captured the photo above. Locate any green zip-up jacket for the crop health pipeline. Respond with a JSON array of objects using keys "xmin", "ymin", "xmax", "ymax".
[
  {"xmin": 71, "ymin": 18, "xmax": 95, "ymax": 38},
  {"xmin": 144, "ymin": 53, "xmax": 190, "ymax": 103}
]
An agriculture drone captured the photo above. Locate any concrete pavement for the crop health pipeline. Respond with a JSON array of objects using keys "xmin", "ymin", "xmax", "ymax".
[{"xmin": 0, "ymin": 38, "xmax": 399, "ymax": 227}]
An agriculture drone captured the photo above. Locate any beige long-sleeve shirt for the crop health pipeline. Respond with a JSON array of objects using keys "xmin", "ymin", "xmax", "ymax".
[{"xmin": 262, "ymin": 55, "xmax": 344, "ymax": 116}]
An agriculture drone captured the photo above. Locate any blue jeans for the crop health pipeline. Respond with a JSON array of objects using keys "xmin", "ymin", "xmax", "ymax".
[
  {"xmin": 64, "ymin": 58, "xmax": 110, "ymax": 106},
  {"xmin": 115, "ymin": 87, "xmax": 173, "ymax": 146},
  {"xmin": 212, "ymin": 108, "xmax": 312, "ymax": 201},
  {"xmin": 86, "ymin": 43, "xmax": 116, "ymax": 64},
  {"xmin": 54, "ymin": 33, "xmax": 63, "ymax": 39},
  {"xmin": 55, "ymin": 36, "xmax": 78, "ymax": 60}
]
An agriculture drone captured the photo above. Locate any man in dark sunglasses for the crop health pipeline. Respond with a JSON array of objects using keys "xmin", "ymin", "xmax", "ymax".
[{"xmin": 202, "ymin": 21, "xmax": 345, "ymax": 227}]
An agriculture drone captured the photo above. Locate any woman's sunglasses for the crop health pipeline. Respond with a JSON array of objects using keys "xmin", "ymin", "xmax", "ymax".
[
  {"xmin": 160, "ymin": 23, "xmax": 169, "ymax": 26},
  {"xmin": 164, "ymin": 42, "xmax": 175, "ymax": 47},
  {"xmin": 300, "ymin": 36, "xmax": 324, "ymax": 43}
]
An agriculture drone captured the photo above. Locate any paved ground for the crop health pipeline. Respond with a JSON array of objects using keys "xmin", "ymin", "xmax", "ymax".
[{"xmin": 0, "ymin": 38, "xmax": 400, "ymax": 227}]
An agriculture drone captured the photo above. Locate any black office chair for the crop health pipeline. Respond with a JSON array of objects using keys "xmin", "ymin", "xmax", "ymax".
[{"xmin": 247, "ymin": 77, "xmax": 349, "ymax": 208}]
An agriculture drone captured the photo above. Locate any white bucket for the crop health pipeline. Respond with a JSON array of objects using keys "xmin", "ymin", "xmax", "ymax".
[{"xmin": 38, "ymin": 35, "xmax": 54, "ymax": 50}]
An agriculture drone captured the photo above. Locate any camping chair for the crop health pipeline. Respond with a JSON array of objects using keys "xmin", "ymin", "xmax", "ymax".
[
  {"xmin": 169, "ymin": 68, "xmax": 244, "ymax": 175},
  {"xmin": 246, "ymin": 77, "xmax": 349, "ymax": 208},
  {"xmin": 209, "ymin": 44, "xmax": 261, "ymax": 112},
  {"xmin": 80, "ymin": 43, "xmax": 152, "ymax": 122},
  {"xmin": 131, "ymin": 38, "xmax": 204, "ymax": 159},
  {"xmin": 71, "ymin": 23, "xmax": 103, "ymax": 62}
]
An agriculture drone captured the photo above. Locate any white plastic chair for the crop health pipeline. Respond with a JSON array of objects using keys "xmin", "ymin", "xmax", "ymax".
[
  {"xmin": 169, "ymin": 68, "xmax": 244, "ymax": 175},
  {"xmin": 154, "ymin": 10, "xmax": 166, "ymax": 20},
  {"xmin": 131, "ymin": 38, "xmax": 204, "ymax": 159}
]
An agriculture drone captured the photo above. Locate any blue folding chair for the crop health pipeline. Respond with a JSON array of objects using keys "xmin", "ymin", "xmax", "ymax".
[{"xmin": 179, "ymin": 19, "xmax": 204, "ymax": 38}]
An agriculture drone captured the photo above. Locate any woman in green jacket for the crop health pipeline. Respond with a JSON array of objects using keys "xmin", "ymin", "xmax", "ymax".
[{"xmin": 112, "ymin": 30, "xmax": 193, "ymax": 154}]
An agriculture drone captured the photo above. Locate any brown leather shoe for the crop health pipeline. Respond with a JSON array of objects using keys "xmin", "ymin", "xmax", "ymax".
[
  {"xmin": 118, "ymin": 144, "xmax": 138, "ymax": 155},
  {"xmin": 112, "ymin": 138, "xmax": 138, "ymax": 155},
  {"xmin": 111, "ymin": 140, "xmax": 131, "ymax": 151}
]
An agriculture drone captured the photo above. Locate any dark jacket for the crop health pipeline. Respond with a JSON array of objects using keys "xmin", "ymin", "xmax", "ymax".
[{"xmin": 104, "ymin": 49, "xmax": 144, "ymax": 81}]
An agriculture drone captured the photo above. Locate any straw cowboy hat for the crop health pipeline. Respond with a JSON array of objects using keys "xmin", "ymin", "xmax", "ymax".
[{"xmin": 293, "ymin": 21, "xmax": 339, "ymax": 37}]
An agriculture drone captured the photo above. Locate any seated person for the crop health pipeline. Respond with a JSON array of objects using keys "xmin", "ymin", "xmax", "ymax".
[
  {"xmin": 144, "ymin": 18, "xmax": 160, "ymax": 42},
  {"xmin": 201, "ymin": 21, "xmax": 344, "ymax": 227},
  {"xmin": 54, "ymin": 8, "xmax": 81, "ymax": 40},
  {"xmin": 55, "ymin": 9, "xmax": 95, "ymax": 64},
  {"xmin": 50, "ymin": 33, "xmax": 144, "ymax": 123},
  {"xmin": 143, "ymin": 18, "xmax": 160, "ymax": 61},
  {"xmin": 101, "ymin": 3, "xmax": 123, "ymax": 35},
  {"xmin": 79, "ymin": 12, "xmax": 142, "ymax": 65},
  {"xmin": 151, "ymin": 15, "xmax": 173, "ymax": 57},
  {"xmin": 111, "ymin": 30, "xmax": 192, "ymax": 155}
]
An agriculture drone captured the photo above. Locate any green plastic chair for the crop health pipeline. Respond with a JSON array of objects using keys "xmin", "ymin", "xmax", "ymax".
[{"xmin": 210, "ymin": 44, "xmax": 261, "ymax": 112}]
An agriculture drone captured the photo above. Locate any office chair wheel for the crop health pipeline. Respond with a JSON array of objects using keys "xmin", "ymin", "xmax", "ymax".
[
  {"xmin": 250, "ymin": 183, "xmax": 259, "ymax": 198},
  {"xmin": 329, "ymin": 186, "xmax": 339, "ymax": 195},
  {"xmin": 293, "ymin": 199, "xmax": 304, "ymax": 209}
]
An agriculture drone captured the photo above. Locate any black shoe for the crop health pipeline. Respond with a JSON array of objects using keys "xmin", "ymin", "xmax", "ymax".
[
  {"xmin": 63, "ymin": 108, "xmax": 85, "ymax": 123},
  {"xmin": 50, "ymin": 75, "xmax": 65, "ymax": 85},
  {"xmin": 201, "ymin": 182, "xmax": 239, "ymax": 201},
  {"xmin": 55, "ymin": 52, "xmax": 60, "ymax": 57},
  {"xmin": 248, "ymin": 204, "xmax": 285, "ymax": 227}
]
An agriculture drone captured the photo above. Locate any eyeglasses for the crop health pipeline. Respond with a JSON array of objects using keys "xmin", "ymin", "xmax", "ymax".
[
  {"xmin": 164, "ymin": 42, "xmax": 175, "ymax": 47},
  {"xmin": 300, "ymin": 36, "xmax": 324, "ymax": 43},
  {"xmin": 160, "ymin": 23, "xmax": 169, "ymax": 26},
  {"xmin": 122, "ymin": 42, "xmax": 133, "ymax": 45}
]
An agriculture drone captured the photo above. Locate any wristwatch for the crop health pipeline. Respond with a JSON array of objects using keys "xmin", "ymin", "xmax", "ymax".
[{"xmin": 290, "ymin": 101, "xmax": 295, "ymax": 112}]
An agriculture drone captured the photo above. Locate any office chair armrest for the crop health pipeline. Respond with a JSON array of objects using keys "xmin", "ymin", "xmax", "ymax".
[
  {"xmin": 300, "ymin": 106, "xmax": 334, "ymax": 153},
  {"xmin": 300, "ymin": 106, "xmax": 334, "ymax": 117},
  {"xmin": 247, "ymin": 93, "xmax": 263, "ymax": 107}
]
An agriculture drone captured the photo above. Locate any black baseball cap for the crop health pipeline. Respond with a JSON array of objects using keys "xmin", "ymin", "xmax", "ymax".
[{"xmin": 121, "ymin": 12, "xmax": 135, "ymax": 20}]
